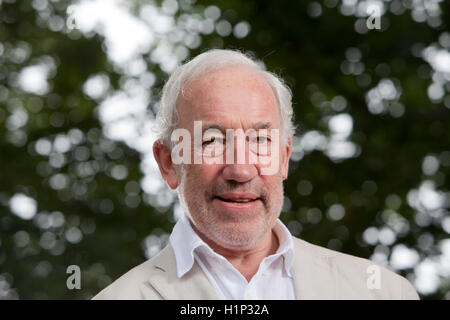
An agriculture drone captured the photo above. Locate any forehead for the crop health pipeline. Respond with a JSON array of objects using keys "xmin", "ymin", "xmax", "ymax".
[{"xmin": 177, "ymin": 66, "xmax": 281, "ymax": 129}]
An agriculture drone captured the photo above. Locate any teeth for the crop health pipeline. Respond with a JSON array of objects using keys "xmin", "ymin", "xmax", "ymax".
[
  {"xmin": 233, "ymin": 199, "xmax": 253, "ymax": 203},
  {"xmin": 218, "ymin": 197, "xmax": 255, "ymax": 203}
]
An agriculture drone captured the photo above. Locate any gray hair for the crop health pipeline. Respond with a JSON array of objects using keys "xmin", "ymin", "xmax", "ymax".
[{"xmin": 154, "ymin": 49, "xmax": 295, "ymax": 146}]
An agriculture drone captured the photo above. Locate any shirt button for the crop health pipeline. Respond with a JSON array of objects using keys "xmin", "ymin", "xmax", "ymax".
[{"xmin": 246, "ymin": 292, "xmax": 252, "ymax": 299}]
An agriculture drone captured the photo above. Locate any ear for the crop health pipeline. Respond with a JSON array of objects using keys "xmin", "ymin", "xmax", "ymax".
[
  {"xmin": 153, "ymin": 140, "xmax": 179, "ymax": 189},
  {"xmin": 281, "ymin": 137, "xmax": 292, "ymax": 180}
]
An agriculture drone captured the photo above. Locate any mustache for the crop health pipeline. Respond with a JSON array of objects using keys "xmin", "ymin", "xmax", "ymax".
[{"xmin": 207, "ymin": 181, "xmax": 268, "ymax": 201}]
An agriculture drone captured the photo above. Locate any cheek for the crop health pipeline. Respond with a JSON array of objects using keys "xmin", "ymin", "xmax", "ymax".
[
  {"xmin": 264, "ymin": 175, "xmax": 284, "ymax": 204},
  {"xmin": 196, "ymin": 164, "xmax": 222, "ymax": 182},
  {"xmin": 183, "ymin": 164, "xmax": 221, "ymax": 189}
]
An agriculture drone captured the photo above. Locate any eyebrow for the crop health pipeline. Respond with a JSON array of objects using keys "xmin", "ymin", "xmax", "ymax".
[{"xmin": 202, "ymin": 122, "xmax": 273, "ymax": 132}]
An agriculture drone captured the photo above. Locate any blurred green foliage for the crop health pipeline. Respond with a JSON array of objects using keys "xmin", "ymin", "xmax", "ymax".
[{"xmin": 0, "ymin": 0, "xmax": 449, "ymax": 299}]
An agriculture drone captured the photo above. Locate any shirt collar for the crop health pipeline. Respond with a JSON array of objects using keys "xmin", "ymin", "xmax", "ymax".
[
  {"xmin": 169, "ymin": 214, "xmax": 295, "ymax": 278},
  {"xmin": 271, "ymin": 218, "xmax": 295, "ymax": 277},
  {"xmin": 169, "ymin": 214, "xmax": 204, "ymax": 278}
]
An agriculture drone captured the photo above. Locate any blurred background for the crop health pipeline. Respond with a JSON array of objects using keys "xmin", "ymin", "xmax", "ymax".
[{"xmin": 0, "ymin": 0, "xmax": 449, "ymax": 300}]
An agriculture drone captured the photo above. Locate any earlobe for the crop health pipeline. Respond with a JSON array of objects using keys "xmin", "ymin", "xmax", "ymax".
[{"xmin": 153, "ymin": 140, "xmax": 179, "ymax": 189}]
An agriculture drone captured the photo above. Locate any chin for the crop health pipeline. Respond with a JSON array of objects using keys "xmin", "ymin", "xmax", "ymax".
[
  {"xmin": 214, "ymin": 234, "xmax": 259, "ymax": 250},
  {"xmin": 210, "ymin": 222, "xmax": 268, "ymax": 249}
]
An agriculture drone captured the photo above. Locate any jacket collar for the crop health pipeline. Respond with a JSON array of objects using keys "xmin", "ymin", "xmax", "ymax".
[
  {"xmin": 144, "ymin": 244, "xmax": 220, "ymax": 300},
  {"xmin": 290, "ymin": 237, "xmax": 337, "ymax": 299}
]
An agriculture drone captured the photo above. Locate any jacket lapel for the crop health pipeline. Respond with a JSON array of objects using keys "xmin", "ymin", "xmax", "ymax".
[
  {"xmin": 291, "ymin": 237, "xmax": 337, "ymax": 299},
  {"xmin": 144, "ymin": 244, "xmax": 219, "ymax": 300}
]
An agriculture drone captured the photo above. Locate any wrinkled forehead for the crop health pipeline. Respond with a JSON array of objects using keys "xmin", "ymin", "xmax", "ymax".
[
  {"xmin": 181, "ymin": 65, "xmax": 277, "ymax": 102},
  {"xmin": 176, "ymin": 66, "xmax": 281, "ymax": 128}
]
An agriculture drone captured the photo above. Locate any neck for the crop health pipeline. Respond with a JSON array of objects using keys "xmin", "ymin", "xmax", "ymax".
[{"xmin": 189, "ymin": 221, "xmax": 280, "ymax": 282}]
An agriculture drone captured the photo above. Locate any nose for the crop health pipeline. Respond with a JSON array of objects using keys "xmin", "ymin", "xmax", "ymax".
[
  {"xmin": 222, "ymin": 163, "xmax": 257, "ymax": 183},
  {"xmin": 221, "ymin": 131, "xmax": 258, "ymax": 182}
]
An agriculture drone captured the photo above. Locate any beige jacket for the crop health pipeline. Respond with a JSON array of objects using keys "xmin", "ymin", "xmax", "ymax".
[{"xmin": 92, "ymin": 236, "xmax": 419, "ymax": 300}]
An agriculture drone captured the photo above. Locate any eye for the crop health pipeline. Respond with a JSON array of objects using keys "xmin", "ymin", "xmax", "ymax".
[
  {"xmin": 253, "ymin": 135, "xmax": 271, "ymax": 144},
  {"xmin": 202, "ymin": 137, "xmax": 223, "ymax": 146}
]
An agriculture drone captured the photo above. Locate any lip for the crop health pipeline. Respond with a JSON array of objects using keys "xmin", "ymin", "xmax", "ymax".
[
  {"xmin": 213, "ymin": 192, "xmax": 262, "ymax": 212},
  {"xmin": 215, "ymin": 192, "xmax": 260, "ymax": 201}
]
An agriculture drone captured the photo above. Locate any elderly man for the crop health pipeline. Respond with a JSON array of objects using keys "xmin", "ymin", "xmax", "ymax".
[{"xmin": 93, "ymin": 49, "xmax": 419, "ymax": 300}]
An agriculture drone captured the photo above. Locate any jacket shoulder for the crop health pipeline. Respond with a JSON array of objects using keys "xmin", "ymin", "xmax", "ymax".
[
  {"xmin": 92, "ymin": 245, "xmax": 173, "ymax": 300},
  {"xmin": 292, "ymin": 237, "xmax": 419, "ymax": 299}
]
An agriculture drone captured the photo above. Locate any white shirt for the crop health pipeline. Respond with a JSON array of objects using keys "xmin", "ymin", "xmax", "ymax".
[{"xmin": 169, "ymin": 214, "xmax": 296, "ymax": 300}]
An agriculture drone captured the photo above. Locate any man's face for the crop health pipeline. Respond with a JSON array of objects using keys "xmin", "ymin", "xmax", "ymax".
[{"xmin": 161, "ymin": 66, "xmax": 291, "ymax": 250}]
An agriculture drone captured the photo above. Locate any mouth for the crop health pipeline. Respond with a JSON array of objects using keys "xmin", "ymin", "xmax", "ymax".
[
  {"xmin": 212, "ymin": 193, "xmax": 263, "ymax": 210},
  {"xmin": 213, "ymin": 192, "xmax": 264, "ymax": 214},
  {"xmin": 214, "ymin": 196, "xmax": 261, "ymax": 203}
]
